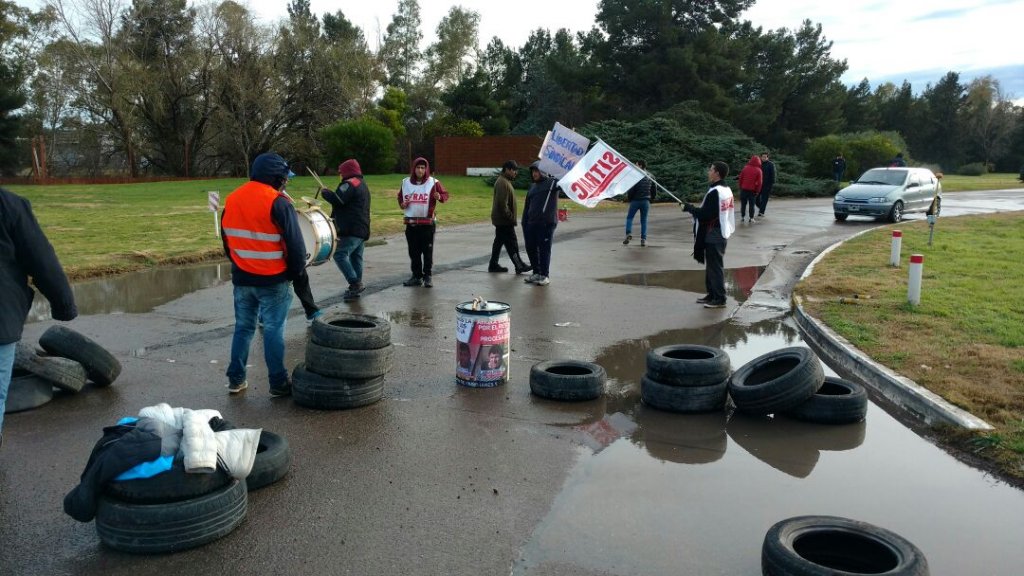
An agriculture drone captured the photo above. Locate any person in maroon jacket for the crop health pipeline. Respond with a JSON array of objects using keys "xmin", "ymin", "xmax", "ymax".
[
  {"xmin": 737, "ymin": 155, "xmax": 763, "ymax": 223},
  {"xmin": 398, "ymin": 157, "xmax": 449, "ymax": 287}
]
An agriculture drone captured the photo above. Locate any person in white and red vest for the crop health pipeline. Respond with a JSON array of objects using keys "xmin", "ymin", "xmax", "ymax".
[{"xmin": 398, "ymin": 157, "xmax": 449, "ymax": 288}]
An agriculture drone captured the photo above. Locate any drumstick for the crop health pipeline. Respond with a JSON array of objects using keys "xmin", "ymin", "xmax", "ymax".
[{"xmin": 307, "ymin": 167, "xmax": 328, "ymax": 198}]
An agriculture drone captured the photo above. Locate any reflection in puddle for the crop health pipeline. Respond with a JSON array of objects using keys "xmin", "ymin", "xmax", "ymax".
[
  {"xmin": 379, "ymin": 309, "xmax": 435, "ymax": 328},
  {"xmin": 727, "ymin": 413, "xmax": 866, "ymax": 478},
  {"xmin": 598, "ymin": 265, "xmax": 765, "ymax": 298},
  {"xmin": 28, "ymin": 262, "xmax": 231, "ymax": 322},
  {"xmin": 631, "ymin": 405, "xmax": 728, "ymax": 465}
]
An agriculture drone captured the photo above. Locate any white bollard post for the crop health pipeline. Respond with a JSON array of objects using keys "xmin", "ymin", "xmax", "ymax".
[
  {"xmin": 908, "ymin": 254, "xmax": 923, "ymax": 305},
  {"xmin": 890, "ymin": 230, "xmax": 902, "ymax": 267}
]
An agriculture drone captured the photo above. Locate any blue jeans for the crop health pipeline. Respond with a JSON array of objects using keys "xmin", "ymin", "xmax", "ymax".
[
  {"xmin": 333, "ymin": 236, "xmax": 364, "ymax": 285},
  {"xmin": 625, "ymin": 200, "xmax": 650, "ymax": 238},
  {"xmin": 0, "ymin": 342, "xmax": 15, "ymax": 433},
  {"xmin": 227, "ymin": 283, "xmax": 292, "ymax": 388}
]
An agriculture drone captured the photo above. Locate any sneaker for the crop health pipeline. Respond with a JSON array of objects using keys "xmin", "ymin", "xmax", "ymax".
[
  {"xmin": 640, "ymin": 238, "xmax": 646, "ymax": 247},
  {"xmin": 758, "ymin": 212, "xmax": 765, "ymax": 218},
  {"xmin": 741, "ymin": 217, "xmax": 746, "ymax": 223},
  {"xmin": 423, "ymin": 275, "xmax": 433, "ymax": 288},
  {"xmin": 305, "ymin": 310, "xmax": 324, "ymax": 326},
  {"xmin": 350, "ymin": 282, "xmax": 365, "ymax": 294},
  {"xmin": 488, "ymin": 263, "xmax": 509, "ymax": 273},
  {"xmin": 269, "ymin": 380, "xmax": 292, "ymax": 397},
  {"xmin": 695, "ymin": 294, "xmax": 712, "ymax": 304},
  {"xmin": 343, "ymin": 289, "xmax": 360, "ymax": 302},
  {"xmin": 524, "ymin": 273, "xmax": 540, "ymax": 284},
  {"xmin": 515, "ymin": 264, "xmax": 533, "ymax": 275},
  {"xmin": 622, "ymin": 234, "xmax": 632, "ymax": 245},
  {"xmin": 703, "ymin": 301, "xmax": 727, "ymax": 309},
  {"xmin": 403, "ymin": 276, "xmax": 423, "ymax": 287},
  {"xmin": 534, "ymin": 276, "xmax": 550, "ymax": 286},
  {"xmin": 227, "ymin": 380, "xmax": 248, "ymax": 394}
]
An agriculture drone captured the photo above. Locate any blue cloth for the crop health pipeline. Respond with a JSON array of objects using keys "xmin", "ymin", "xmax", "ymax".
[
  {"xmin": 333, "ymin": 235, "xmax": 365, "ymax": 285},
  {"xmin": 116, "ymin": 416, "xmax": 138, "ymax": 425},
  {"xmin": 0, "ymin": 342, "xmax": 14, "ymax": 432},
  {"xmin": 114, "ymin": 454, "xmax": 174, "ymax": 481},
  {"xmin": 625, "ymin": 200, "xmax": 650, "ymax": 238},
  {"xmin": 226, "ymin": 282, "xmax": 292, "ymax": 388}
]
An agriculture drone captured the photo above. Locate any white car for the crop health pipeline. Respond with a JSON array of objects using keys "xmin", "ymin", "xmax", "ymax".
[{"xmin": 833, "ymin": 167, "xmax": 942, "ymax": 222}]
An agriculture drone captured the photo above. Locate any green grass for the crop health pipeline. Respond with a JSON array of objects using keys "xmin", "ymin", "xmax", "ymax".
[
  {"xmin": 5, "ymin": 174, "xmax": 589, "ymax": 279},
  {"xmin": 936, "ymin": 173, "xmax": 1023, "ymax": 192}
]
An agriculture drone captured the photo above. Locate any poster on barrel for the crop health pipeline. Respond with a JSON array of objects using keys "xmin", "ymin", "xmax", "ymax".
[{"xmin": 455, "ymin": 306, "xmax": 510, "ymax": 388}]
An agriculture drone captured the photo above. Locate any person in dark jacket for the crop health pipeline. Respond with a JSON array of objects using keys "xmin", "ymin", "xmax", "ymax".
[
  {"xmin": 757, "ymin": 152, "xmax": 776, "ymax": 217},
  {"xmin": 736, "ymin": 155, "xmax": 762, "ymax": 223},
  {"xmin": 488, "ymin": 160, "xmax": 532, "ymax": 274},
  {"xmin": 322, "ymin": 158, "xmax": 371, "ymax": 301},
  {"xmin": 682, "ymin": 161, "xmax": 736, "ymax": 309},
  {"xmin": 832, "ymin": 154, "xmax": 846, "ymax": 182},
  {"xmin": 221, "ymin": 153, "xmax": 306, "ymax": 397},
  {"xmin": 0, "ymin": 187, "xmax": 78, "ymax": 445},
  {"xmin": 398, "ymin": 157, "xmax": 448, "ymax": 288},
  {"xmin": 623, "ymin": 160, "xmax": 656, "ymax": 246},
  {"xmin": 522, "ymin": 161, "xmax": 560, "ymax": 286},
  {"xmin": 891, "ymin": 152, "xmax": 907, "ymax": 167}
]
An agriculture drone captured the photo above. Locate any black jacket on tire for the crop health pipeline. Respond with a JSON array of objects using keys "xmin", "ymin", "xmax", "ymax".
[{"xmin": 0, "ymin": 188, "xmax": 77, "ymax": 344}]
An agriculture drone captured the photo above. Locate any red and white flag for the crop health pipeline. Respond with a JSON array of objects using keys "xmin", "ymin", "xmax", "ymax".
[{"xmin": 556, "ymin": 140, "xmax": 644, "ymax": 208}]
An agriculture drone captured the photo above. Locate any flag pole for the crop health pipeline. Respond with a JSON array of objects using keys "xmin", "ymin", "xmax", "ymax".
[{"xmin": 595, "ymin": 138, "xmax": 684, "ymax": 204}]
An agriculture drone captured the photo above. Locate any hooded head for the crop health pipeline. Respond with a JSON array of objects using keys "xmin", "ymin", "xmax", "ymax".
[
  {"xmin": 747, "ymin": 155, "xmax": 762, "ymax": 167},
  {"xmin": 529, "ymin": 160, "xmax": 545, "ymax": 182},
  {"xmin": 410, "ymin": 157, "xmax": 431, "ymax": 183},
  {"xmin": 338, "ymin": 159, "xmax": 362, "ymax": 180},
  {"xmin": 251, "ymin": 153, "xmax": 291, "ymax": 190}
]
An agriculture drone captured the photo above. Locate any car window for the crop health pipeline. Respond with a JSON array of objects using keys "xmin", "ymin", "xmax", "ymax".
[{"xmin": 858, "ymin": 169, "xmax": 907, "ymax": 186}]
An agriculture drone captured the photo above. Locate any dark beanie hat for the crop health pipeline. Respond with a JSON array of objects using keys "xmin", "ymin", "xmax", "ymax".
[
  {"xmin": 251, "ymin": 153, "xmax": 290, "ymax": 186},
  {"xmin": 338, "ymin": 159, "xmax": 362, "ymax": 180}
]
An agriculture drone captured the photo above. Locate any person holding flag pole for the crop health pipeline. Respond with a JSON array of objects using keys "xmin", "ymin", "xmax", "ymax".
[{"xmin": 681, "ymin": 161, "xmax": 736, "ymax": 309}]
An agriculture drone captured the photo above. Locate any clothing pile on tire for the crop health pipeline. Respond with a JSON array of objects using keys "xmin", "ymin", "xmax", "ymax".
[
  {"xmin": 294, "ymin": 312, "xmax": 393, "ymax": 410},
  {"xmin": 6, "ymin": 325, "xmax": 122, "ymax": 414},
  {"xmin": 64, "ymin": 403, "xmax": 291, "ymax": 554}
]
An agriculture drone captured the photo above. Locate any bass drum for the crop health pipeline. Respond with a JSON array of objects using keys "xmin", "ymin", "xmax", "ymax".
[{"xmin": 296, "ymin": 207, "xmax": 336, "ymax": 267}]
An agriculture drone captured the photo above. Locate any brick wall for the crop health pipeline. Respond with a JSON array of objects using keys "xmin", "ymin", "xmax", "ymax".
[{"xmin": 434, "ymin": 136, "xmax": 544, "ymax": 175}]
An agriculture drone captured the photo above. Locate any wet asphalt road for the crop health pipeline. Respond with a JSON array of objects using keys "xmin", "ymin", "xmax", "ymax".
[{"xmin": 2, "ymin": 191, "xmax": 1023, "ymax": 575}]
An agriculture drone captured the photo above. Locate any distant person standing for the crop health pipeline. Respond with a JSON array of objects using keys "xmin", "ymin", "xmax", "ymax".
[
  {"xmin": 1, "ymin": 187, "xmax": 78, "ymax": 446},
  {"xmin": 399, "ymin": 157, "xmax": 448, "ymax": 288},
  {"xmin": 891, "ymin": 152, "xmax": 907, "ymax": 167},
  {"xmin": 737, "ymin": 155, "xmax": 762, "ymax": 223},
  {"xmin": 757, "ymin": 152, "xmax": 776, "ymax": 218},
  {"xmin": 322, "ymin": 158, "xmax": 371, "ymax": 302},
  {"xmin": 522, "ymin": 161, "xmax": 560, "ymax": 286},
  {"xmin": 622, "ymin": 160, "xmax": 656, "ymax": 246},
  {"xmin": 488, "ymin": 160, "xmax": 532, "ymax": 274},
  {"xmin": 832, "ymin": 154, "xmax": 846, "ymax": 182},
  {"xmin": 682, "ymin": 161, "xmax": 735, "ymax": 309}
]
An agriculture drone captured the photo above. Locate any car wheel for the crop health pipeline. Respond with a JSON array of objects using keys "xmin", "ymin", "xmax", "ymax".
[
  {"xmin": 888, "ymin": 200, "xmax": 904, "ymax": 223},
  {"xmin": 834, "ymin": 213, "xmax": 848, "ymax": 221}
]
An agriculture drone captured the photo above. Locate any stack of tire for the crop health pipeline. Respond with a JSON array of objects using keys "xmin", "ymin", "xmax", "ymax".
[
  {"xmin": 294, "ymin": 312, "xmax": 393, "ymax": 409},
  {"xmin": 728, "ymin": 347, "xmax": 867, "ymax": 424},
  {"xmin": 6, "ymin": 326, "xmax": 121, "ymax": 414},
  {"xmin": 641, "ymin": 345, "xmax": 732, "ymax": 413},
  {"xmin": 96, "ymin": 429, "xmax": 290, "ymax": 554}
]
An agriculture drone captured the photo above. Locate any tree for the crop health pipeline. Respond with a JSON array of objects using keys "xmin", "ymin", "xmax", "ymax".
[
  {"xmin": 961, "ymin": 76, "xmax": 1016, "ymax": 168},
  {"xmin": 379, "ymin": 0, "xmax": 422, "ymax": 91},
  {"xmin": 917, "ymin": 72, "xmax": 965, "ymax": 170},
  {"xmin": 1, "ymin": 1, "xmax": 53, "ymax": 174},
  {"xmin": 842, "ymin": 79, "xmax": 878, "ymax": 133},
  {"xmin": 442, "ymin": 70, "xmax": 507, "ymax": 135},
  {"xmin": 424, "ymin": 6, "xmax": 479, "ymax": 88}
]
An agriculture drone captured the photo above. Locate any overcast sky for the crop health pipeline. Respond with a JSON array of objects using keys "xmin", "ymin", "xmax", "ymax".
[{"xmin": 21, "ymin": 0, "xmax": 1024, "ymax": 96}]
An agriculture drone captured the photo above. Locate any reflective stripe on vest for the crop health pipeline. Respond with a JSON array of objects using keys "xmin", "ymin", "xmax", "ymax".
[{"xmin": 222, "ymin": 181, "xmax": 288, "ymax": 276}]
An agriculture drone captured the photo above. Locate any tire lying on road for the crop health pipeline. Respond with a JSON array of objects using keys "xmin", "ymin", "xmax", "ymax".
[
  {"xmin": 96, "ymin": 479, "xmax": 247, "ymax": 554},
  {"xmin": 529, "ymin": 360, "xmax": 606, "ymax": 401},
  {"xmin": 641, "ymin": 375, "xmax": 728, "ymax": 414},
  {"xmin": 784, "ymin": 376, "xmax": 868, "ymax": 425},
  {"xmin": 4, "ymin": 370, "xmax": 54, "ymax": 413},
  {"xmin": 292, "ymin": 363, "xmax": 384, "ymax": 410},
  {"xmin": 304, "ymin": 342, "xmax": 393, "ymax": 380},
  {"xmin": 310, "ymin": 312, "xmax": 391, "ymax": 350},
  {"xmin": 38, "ymin": 325, "xmax": 122, "ymax": 386},
  {"xmin": 14, "ymin": 342, "xmax": 88, "ymax": 393},
  {"xmin": 247, "ymin": 431, "xmax": 291, "ymax": 490},
  {"xmin": 728, "ymin": 347, "xmax": 823, "ymax": 416},
  {"xmin": 645, "ymin": 344, "xmax": 730, "ymax": 387},
  {"xmin": 104, "ymin": 457, "xmax": 232, "ymax": 504},
  {"xmin": 761, "ymin": 515, "xmax": 930, "ymax": 576}
]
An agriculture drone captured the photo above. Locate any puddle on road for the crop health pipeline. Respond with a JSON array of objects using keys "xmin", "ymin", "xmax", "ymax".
[
  {"xmin": 513, "ymin": 316, "xmax": 1024, "ymax": 575},
  {"xmin": 599, "ymin": 265, "xmax": 765, "ymax": 299},
  {"xmin": 28, "ymin": 262, "xmax": 231, "ymax": 322},
  {"xmin": 379, "ymin": 309, "xmax": 435, "ymax": 328}
]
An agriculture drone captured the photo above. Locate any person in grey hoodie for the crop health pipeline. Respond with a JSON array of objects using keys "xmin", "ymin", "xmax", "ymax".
[{"xmin": 521, "ymin": 162, "xmax": 560, "ymax": 286}]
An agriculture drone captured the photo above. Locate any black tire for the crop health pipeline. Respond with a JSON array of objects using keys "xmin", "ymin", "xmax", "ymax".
[
  {"xmin": 247, "ymin": 431, "xmax": 291, "ymax": 490},
  {"xmin": 14, "ymin": 342, "xmax": 88, "ymax": 393},
  {"xmin": 834, "ymin": 213, "xmax": 848, "ymax": 221},
  {"xmin": 96, "ymin": 479, "xmax": 247, "ymax": 554},
  {"xmin": 310, "ymin": 312, "xmax": 391, "ymax": 350},
  {"xmin": 304, "ymin": 342, "xmax": 393, "ymax": 379},
  {"xmin": 640, "ymin": 375, "xmax": 728, "ymax": 413},
  {"xmin": 4, "ymin": 370, "xmax": 54, "ymax": 413},
  {"xmin": 529, "ymin": 360, "xmax": 606, "ymax": 401},
  {"xmin": 105, "ymin": 457, "xmax": 232, "ymax": 504},
  {"xmin": 762, "ymin": 515, "xmax": 929, "ymax": 576},
  {"xmin": 728, "ymin": 347, "xmax": 823, "ymax": 416},
  {"xmin": 784, "ymin": 376, "xmax": 868, "ymax": 425},
  {"xmin": 888, "ymin": 200, "xmax": 904, "ymax": 223},
  {"xmin": 38, "ymin": 325, "xmax": 122, "ymax": 386},
  {"xmin": 645, "ymin": 344, "xmax": 731, "ymax": 387},
  {"xmin": 292, "ymin": 363, "xmax": 384, "ymax": 410}
]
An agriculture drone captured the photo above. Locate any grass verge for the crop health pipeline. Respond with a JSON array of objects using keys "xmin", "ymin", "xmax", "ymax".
[{"xmin": 795, "ymin": 211, "xmax": 1024, "ymax": 481}]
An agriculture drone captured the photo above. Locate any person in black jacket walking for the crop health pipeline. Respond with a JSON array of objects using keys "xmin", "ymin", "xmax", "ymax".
[
  {"xmin": 757, "ymin": 152, "xmax": 776, "ymax": 217},
  {"xmin": 1, "ymin": 187, "xmax": 78, "ymax": 444},
  {"xmin": 623, "ymin": 160, "xmax": 656, "ymax": 246},
  {"xmin": 322, "ymin": 158, "xmax": 371, "ymax": 301},
  {"xmin": 522, "ymin": 162, "xmax": 560, "ymax": 286}
]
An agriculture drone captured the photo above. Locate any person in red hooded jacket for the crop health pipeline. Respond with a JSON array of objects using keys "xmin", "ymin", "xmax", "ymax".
[
  {"xmin": 737, "ymin": 155, "xmax": 763, "ymax": 223},
  {"xmin": 397, "ymin": 157, "xmax": 448, "ymax": 287}
]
